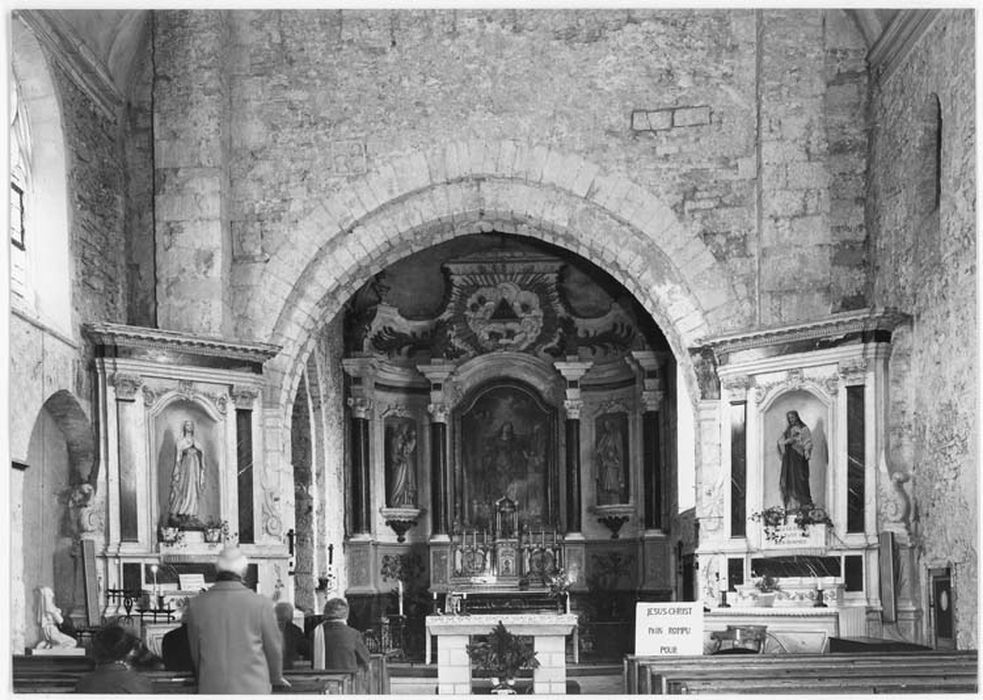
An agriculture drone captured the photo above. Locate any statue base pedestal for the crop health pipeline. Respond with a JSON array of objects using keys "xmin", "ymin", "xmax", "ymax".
[{"xmin": 28, "ymin": 647, "xmax": 86, "ymax": 656}]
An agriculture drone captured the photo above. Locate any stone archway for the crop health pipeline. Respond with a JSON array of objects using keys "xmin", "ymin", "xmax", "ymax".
[
  {"xmin": 254, "ymin": 140, "xmax": 751, "ymax": 416},
  {"xmin": 12, "ymin": 391, "xmax": 97, "ymax": 652}
]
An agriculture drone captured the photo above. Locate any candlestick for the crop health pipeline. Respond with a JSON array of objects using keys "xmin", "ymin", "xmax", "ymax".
[
  {"xmin": 398, "ymin": 581, "xmax": 404, "ymax": 616},
  {"xmin": 328, "ymin": 543, "xmax": 334, "ymax": 566},
  {"xmin": 565, "ymin": 591, "xmax": 571, "ymax": 615}
]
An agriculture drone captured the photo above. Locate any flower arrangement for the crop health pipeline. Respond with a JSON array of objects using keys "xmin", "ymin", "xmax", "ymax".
[
  {"xmin": 749, "ymin": 505, "xmax": 833, "ymax": 543},
  {"xmin": 754, "ymin": 573, "xmax": 780, "ymax": 593},
  {"xmin": 159, "ymin": 526, "xmax": 185, "ymax": 546},
  {"xmin": 542, "ymin": 566, "xmax": 572, "ymax": 599},
  {"xmin": 203, "ymin": 518, "xmax": 231, "ymax": 543},
  {"xmin": 467, "ymin": 621, "xmax": 539, "ymax": 685}
]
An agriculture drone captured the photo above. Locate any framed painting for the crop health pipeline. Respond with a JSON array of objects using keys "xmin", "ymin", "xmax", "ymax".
[{"xmin": 457, "ymin": 381, "xmax": 556, "ymax": 530}]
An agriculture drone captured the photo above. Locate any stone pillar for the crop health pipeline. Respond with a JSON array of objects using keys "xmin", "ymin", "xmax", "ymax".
[
  {"xmin": 533, "ymin": 635, "xmax": 568, "ymax": 695},
  {"xmin": 342, "ymin": 359, "xmax": 378, "ymax": 536},
  {"xmin": 631, "ymin": 351, "xmax": 668, "ymax": 532},
  {"xmin": 419, "ymin": 363, "xmax": 455, "ymax": 538},
  {"xmin": 153, "ymin": 10, "xmax": 232, "ymax": 335},
  {"xmin": 553, "ymin": 360, "xmax": 592, "ymax": 535}
]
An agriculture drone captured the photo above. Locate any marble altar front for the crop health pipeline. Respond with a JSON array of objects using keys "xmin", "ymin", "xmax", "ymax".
[{"xmin": 425, "ymin": 613, "xmax": 578, "ymax": 695}]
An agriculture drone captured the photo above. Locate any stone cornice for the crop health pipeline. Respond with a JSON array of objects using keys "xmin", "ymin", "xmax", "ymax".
[
  {"xmin": 16, "ymin": 10, "xmax": 123, "ymax": 123},
  {"xmin": 868, "ymin": 9, "xmax": 941, "ymax": 84},
  {"xmin": 84, "ymin": 322, "xmax": 281, "ymax": 363},
  {"xmin": 695, "ymin": 308, "xmax": 910, "ymax": 357}
]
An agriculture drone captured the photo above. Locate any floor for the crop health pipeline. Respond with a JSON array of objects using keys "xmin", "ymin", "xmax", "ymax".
[{"xmin": 388, "ymin": 663, "xmax": 624, "ymax": 695}]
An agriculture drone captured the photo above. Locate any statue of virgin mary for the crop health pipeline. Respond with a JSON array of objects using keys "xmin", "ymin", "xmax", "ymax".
[{"xmin": 169, "ymin": 420, "xmax": 206, "ymax": 525}]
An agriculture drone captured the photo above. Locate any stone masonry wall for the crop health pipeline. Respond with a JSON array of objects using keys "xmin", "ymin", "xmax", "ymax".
[
  {"xmin": 148, "ymin": 9, "xmax": 870, "ymax": 343},
  {"xmin": 124, "ymin": 47, "xmax": 157, "ymax": 327},
  {"xmin": 868, "ymin": 11, "xmax": 976, "ymax": 648}
]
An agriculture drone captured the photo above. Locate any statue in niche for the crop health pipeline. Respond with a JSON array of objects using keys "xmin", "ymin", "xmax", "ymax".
[
  {"xmin": 168, "ymin": 420, "xmax": 206, "ymax": 527},
  {"xmin": 595, "ymin": 414, "xmax": 627, "ymax": 505},
  {"xmin": 34, "ymin": 586, "xmax": 77, "ymax": 650},
  {"xmin": 778, "ymin": 410, "xmax": 813, "ymax": 509},
  {"xmin": 387, "ymin": 421, "xmax": 418, "ymax": 507}
]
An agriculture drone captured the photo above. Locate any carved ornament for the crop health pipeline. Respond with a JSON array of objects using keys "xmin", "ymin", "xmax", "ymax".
[
  {"xmin": 232, "ymin": 386, "xmax": 261, "ymax": 408},
  {"xmin": 111, "ymin": 373, "xmax": 143, "ymax": 401},
  {"xmin": 563, "ymin": 399, "xmax": 584, "ymax": 420},
  {"xmin": 720, "ymin": 374, "xmax": 751, "ymax": 397},
  {"xmin": 347, "ymin": 396, "xmax": 373, "ymax": 420},
  {"xmin": 428, "ymin": 403, "xmax": 450, "ymax": 423},
  {"xmin": 838, "ymin": 358, "xmax": 869, "ymax": 384}
]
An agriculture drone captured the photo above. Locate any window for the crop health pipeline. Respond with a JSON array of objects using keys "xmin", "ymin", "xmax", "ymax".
[{"xmin": 10, "ymin": 182, "xmax": 25, "ymax": 250}]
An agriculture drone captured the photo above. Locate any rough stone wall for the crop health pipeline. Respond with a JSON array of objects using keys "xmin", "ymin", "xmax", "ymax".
[
  {"xmin": 53, "ymin": 64, "xmax": 127, "ymax": 331},
  {"xmin": 868, "ymin": 11, "xmax": 976, "ymax": 648},
  {"xmin": 148, "ymin": 9, "xmax": 870, "ymax": 342},
  {"xmin": 124, "ymin": 47, "xmax": 157, "ymax": 326},
  {"xmin": 153, "ymin": 10, "xmax": 233, "ymax": 336},
  {"xmin": 758, "ymin": 10, "xmax": 868, "ymax": 323}
]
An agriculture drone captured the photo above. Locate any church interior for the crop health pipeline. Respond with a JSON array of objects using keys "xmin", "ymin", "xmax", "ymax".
[{"xmin": 6, "ymin": 7, "xmax": 977, "ymax": 694}]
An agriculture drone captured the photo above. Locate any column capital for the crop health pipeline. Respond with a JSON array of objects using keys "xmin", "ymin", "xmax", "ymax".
[
  {"xmin": 347, "ymin": 396, "xmax": 373, "ymax": 420},
  {"xmin": 428, "ymin": 403, "xmax": 451, "ymax": 423},
  {"xmin": 110, "ymin": 373, "xmax": 143, "ymax": 401},
  {"xmin": 563, "ymin": 399, "xmax": 584, "ymax": 420},
  {"xmin": 640, "ymin": 390, "xmax": 665, "ymax": 412}
]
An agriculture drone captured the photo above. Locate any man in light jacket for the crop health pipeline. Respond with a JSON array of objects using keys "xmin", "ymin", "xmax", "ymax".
[{"xmin": 185, "ymin": 547, "xmax": 288, "ymax": 694}]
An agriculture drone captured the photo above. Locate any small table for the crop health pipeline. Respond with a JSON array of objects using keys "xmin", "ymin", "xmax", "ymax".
[{"xmin": 426, "ymin": 613, "xmax": 577, "ymax": 695}]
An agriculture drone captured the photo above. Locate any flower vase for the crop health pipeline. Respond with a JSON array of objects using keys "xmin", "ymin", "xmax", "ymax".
[
  {"xmin": 491, "ymin": 677, "xmax": 518, "ymax": 695},
  {"xmin": 756, "ymin": 592, "xmax": 776, "ymax": 608},
  {"xmin": 204, "ymin": 528, "xmax": 222, "ymax": 543}
]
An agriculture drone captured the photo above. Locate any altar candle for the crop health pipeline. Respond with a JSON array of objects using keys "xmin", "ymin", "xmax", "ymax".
[
  {"xmin": 151, "ymin": 564, "xmax": 159, "ymax": 594},
  {"xmin": 398, "ymin": 581, "xmax": 404, "ymax": 616}
]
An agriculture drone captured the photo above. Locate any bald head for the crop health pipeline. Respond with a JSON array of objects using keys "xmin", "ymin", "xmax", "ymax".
[{"xmin": 215, "ymin": 547, "xmax": 248, "ymax": 577}]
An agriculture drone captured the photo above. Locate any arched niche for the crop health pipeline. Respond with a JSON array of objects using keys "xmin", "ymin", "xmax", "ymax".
[
  {"xmin": 17, "ymin": 391, "xmax": 96, "ymax": 649},
  {"xmin": 760, "ymin": 388, "xmax": 832, "ymax": 512},
  {"xmin": 150, "ymin": 395, "xmax": 225, "ymax": 530}
]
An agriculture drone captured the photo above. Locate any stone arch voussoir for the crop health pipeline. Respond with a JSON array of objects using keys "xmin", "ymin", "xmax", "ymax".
[{"xmin": 262, "ymin": 140, "xmax": 750, "ymax": 416}]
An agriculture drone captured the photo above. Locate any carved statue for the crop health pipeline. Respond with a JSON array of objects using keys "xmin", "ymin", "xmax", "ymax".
[
  {"xmin": 35, "ymin": 586, "xmax": 77, "ymax": 650},
  {"xmin": 388, "ymin": 422, "xmax": 418, "ymax": 507},
  {"xmin": 595, "ymin": 416, "xmax": 626, "ymax": 505},
  {"xmin": 778, "ymin": 410, "xmax": 813, "ymax": 509},
  {"xmin": 169, "ymin": 420, "xmax": 206, "ymax": 525},
  {"xmin": 68, "ymin": 483, "xmax": 98, "ymax": 537}
]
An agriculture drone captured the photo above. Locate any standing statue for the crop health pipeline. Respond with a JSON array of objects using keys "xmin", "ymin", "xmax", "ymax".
[
  {"xmin": 35, "ymin": 586, "xmax": 77, "ymax": 649},
  {"xmin": 388, "ymin": 423, "xmax": 418, "ymax": 507},
  {"xmin": 169, "ymin": 420, "xmax": 206, "ymax": 526},
  {"xmin": 596, "ymin": 416, "xmax": 626, "ymax": 505},
  {"xmin": 778, "ymin": 410, "xmax": 813, "ymax": 509}
]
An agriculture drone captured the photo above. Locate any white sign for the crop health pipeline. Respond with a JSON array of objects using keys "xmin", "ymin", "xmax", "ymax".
[
  {"xmin": 178, "ymin": 574, "xmax": 207, "ymax": 591},
  {"xmin": 635, "ymin": 602, "xmax": 704, "ymax": 656}
]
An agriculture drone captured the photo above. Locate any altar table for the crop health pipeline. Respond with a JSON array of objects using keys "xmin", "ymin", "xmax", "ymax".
[{"xmin": 425, "ymin": 613, "xmax": 578, "ymax": 695}]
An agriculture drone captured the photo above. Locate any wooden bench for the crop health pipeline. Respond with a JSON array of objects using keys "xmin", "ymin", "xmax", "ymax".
[
  {"xmin": 624, "ymin": 650, "xmax": 978, "ymax": 695},
  {"xmin": 13, "ymin": 653, "xmax": 389, "ymax": 694}
]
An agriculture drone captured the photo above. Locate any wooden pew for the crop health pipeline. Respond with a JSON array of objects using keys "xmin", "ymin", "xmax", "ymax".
[
  {"xmin": 12, "ymin": 653, "xmax": 389, "ymax": 694},
  {"xmin": 624, "ymin": 650, "xmax": 978, "ymax": 695}
]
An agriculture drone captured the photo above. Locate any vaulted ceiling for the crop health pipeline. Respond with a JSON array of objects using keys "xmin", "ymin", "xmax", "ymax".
[{"xmin": 41, "ymin": 9, "xmax": 901, "ymax": 100}]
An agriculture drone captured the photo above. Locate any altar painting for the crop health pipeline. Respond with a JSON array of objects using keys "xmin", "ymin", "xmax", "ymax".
[{"xmin": 460, "ymin": 384, "xmax": 554, "ymax": 530}]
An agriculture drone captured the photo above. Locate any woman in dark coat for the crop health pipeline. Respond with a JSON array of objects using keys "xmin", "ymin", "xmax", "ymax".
[{"xmin": 75, "ymin": 625, "xmax": 152, "ymax": 694}]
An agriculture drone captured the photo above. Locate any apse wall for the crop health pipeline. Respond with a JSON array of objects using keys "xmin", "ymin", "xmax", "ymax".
[
  {"xmin": 150, "ymin": 9, "xmax": 869, "ymax": 343},
  {"xmin": 868, "ymin": 11, "xmax": 977, "ymax": 649}
]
